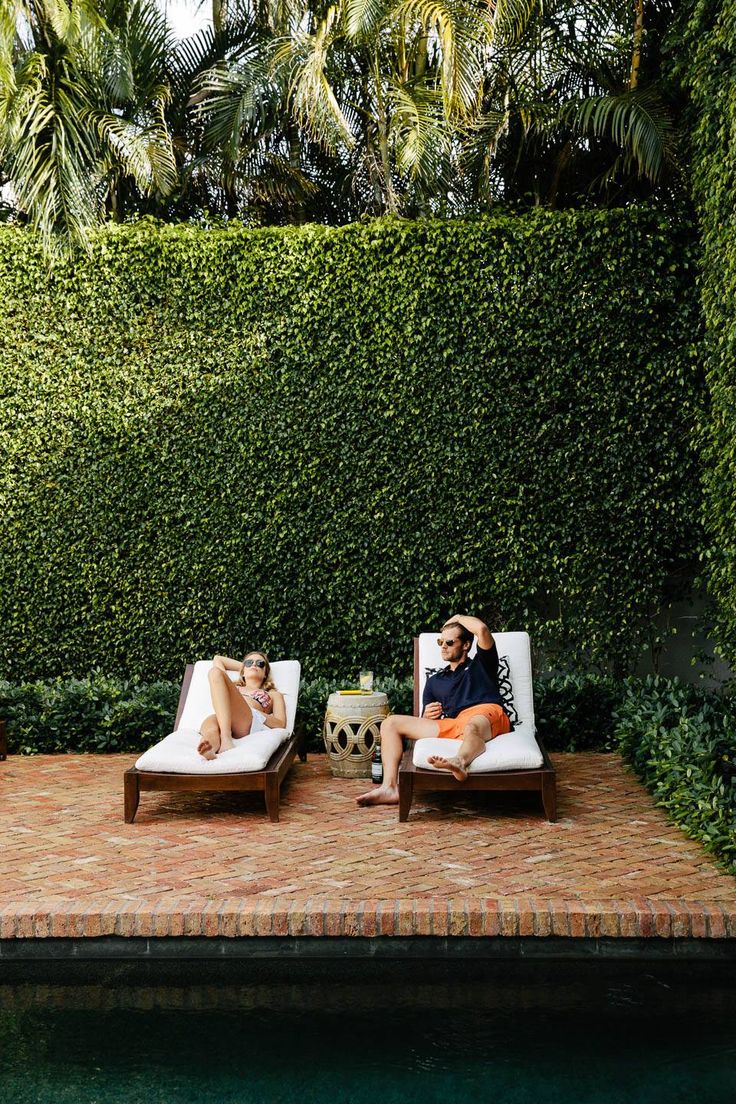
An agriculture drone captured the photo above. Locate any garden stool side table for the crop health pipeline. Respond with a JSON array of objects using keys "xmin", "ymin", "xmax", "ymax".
[{"xmin": 323, "ymin": 692, "xmax": 389, "ymax": 778}]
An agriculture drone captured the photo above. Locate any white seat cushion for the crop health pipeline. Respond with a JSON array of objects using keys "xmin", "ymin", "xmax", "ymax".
[
  {"xmin": 136, "ymin": 659, "xmax": 300, "ymax": 775},
  {"xmin": 413, "ymin": 728, "xmax": 543, "ymax": 772},
  {"xmin": 413, "ymin": 631, "xmax": 542, "ymax": 772},
  {"xmin": 135, "ymin": 725, "xmax": 291, "ymax": 774}
]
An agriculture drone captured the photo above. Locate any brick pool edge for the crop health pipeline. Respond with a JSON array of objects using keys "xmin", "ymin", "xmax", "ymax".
[{"xmin": 1, "ymin": 897, "xmax": 734, "ymax": 941}]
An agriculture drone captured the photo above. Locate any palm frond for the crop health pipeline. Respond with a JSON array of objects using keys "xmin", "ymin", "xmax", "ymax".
[
  {"xmin": 4, "ymin": 51, "xmax": 100, "ymax": 249},
  {"xmin": 492, "ymin": 0, "xmax": 543, "ymax": 47},
  {"xmin": 275, "ymin": 9, "xmax": 355, "ymax": 151},
  {"xmin": 345, "ymin": 0, "xmax": 394, "ymax": 39},
  {"xmin": 193, "ymin": 54, "xmax": 280, "ymax": 160},
  {"xmin": 394, "ymin": 0, "xmax": 491, "ymax": 117},
  {"xmin": 387, "ymin": 79, "xmax": 450, "ymax": 183},
  {"xmin": 86, "ymin": 100, "xmax": 177, "ymax": 197},
  {"xmin": 563, "ymin": 87, "xmax": 675, "ymax": 182}
]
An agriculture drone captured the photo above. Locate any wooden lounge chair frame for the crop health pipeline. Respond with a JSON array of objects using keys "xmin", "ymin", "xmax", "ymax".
[
  {"xmin": 398, "ymin": 638, "xmax": 556, "ymax": 822},
  {"xmin": 124, "ymin": 664, "xmax": 306, "ymax": 824}
]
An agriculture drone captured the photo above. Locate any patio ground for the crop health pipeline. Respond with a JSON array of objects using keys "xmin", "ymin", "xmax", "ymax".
[{"xmin": 1, "ymin": 752, "xmax": 735, "ymax": 942}]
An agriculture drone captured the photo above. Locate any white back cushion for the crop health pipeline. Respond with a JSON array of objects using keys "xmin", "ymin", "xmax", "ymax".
[
  {"xmin": 416, "ymin": 631, "xmax": 535, "ymax": 736},
  {"xmin": 178, "ymin": 659, "xmax": 301, "ymax": 735}
]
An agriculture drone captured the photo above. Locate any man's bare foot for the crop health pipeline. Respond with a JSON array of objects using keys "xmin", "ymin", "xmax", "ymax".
[
  {"xmin": 197, "ymin": 733, "xmax": 220, "ymax": 760},
  {"xmin": 356, "ymin": 784, "xmax": 399, "ymax": 806},
  {"xmin": 427, "ymin": 754, "xmax": 468, "ymax": 782}
]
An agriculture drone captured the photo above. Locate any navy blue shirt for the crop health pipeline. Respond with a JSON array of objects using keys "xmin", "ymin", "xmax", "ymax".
[{"xmin": 422, "ymin": 643, "xmax": 505, "ymax": 719}]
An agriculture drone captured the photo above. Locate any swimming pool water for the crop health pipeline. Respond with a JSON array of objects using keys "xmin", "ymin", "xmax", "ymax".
[{"xmin": 1, "ymin": 967, "xmax": 733, "ymax": 1104}]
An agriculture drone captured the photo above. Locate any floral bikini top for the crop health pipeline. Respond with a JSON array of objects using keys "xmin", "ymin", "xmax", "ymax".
[{"xmin": 238, "ymin": 685, "xmax": 272, "ymax": 712}]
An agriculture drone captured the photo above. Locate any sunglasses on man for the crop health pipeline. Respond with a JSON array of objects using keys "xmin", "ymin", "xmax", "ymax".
[
  {"xmin": 243, "ymin": 658, "xmax": 266, "ymax": 668},
  {"xmin": 437, "ymin": 637, "xmax": 460, "ymax": 647}
]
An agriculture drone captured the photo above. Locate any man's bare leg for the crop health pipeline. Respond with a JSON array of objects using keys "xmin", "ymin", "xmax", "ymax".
[
  {"xmin": 427, "ymin": 716, "xmax": 493, "ymax": 781},
  {"xmin": 356, "ymin": 715, "xmax": 440, "ymax": 806}
]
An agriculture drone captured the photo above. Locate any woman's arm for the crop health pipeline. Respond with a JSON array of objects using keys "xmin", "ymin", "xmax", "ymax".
[
  {"xmin": 263, "ymin": 690, "xmax": 287, "ymax": 729},
  {"xmin": 212, "ymin": 654, "xmax": 242, "ymax": 672}
]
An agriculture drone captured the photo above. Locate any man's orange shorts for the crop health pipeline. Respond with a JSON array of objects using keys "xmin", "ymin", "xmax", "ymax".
[{"xmin": 436, "ymin": 703, "xmax": 511, "ymax": 741}]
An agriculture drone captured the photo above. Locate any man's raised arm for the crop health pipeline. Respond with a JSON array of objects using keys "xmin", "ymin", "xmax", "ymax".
[{"xmin": 445, "ymin": 614, "xmax": 494, "ymax": 650}]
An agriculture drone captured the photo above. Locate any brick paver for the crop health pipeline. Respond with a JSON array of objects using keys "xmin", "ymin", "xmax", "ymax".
[{"xmin": 0, "ymin": 753, "xmax": 734, "ymax": 938}]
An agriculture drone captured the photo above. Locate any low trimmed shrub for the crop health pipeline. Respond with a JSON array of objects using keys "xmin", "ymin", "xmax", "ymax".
[
  {"xmin": 614, "ymin": 676, "xmax": 736, "ymax": 873},
  {"xmin": 534, "ymin": 672, "xmax": 622, "ymax": 752},
  {"xmin": 0, "ymin": 676, "xmax": 179, "ymax": 754},
  {"xmin": 0, "ymin": 673, "xmax": 413, "ymax": 755},
  {"xmin": 0, "ymin": 669, "xmax": 620, "ymax": 755}
]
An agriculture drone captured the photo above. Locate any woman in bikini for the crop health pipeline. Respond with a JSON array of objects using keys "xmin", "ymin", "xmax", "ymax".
[{"xmin": 197, "ymin": 651, "xmax": 287, "ymax": 760}]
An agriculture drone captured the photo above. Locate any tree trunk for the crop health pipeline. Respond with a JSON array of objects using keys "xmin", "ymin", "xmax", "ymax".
[
  {"xmin": 213, "ymin": 0, "xmax": 227, "ymax": 34},
  {"xmin": 287, "ymin": 118, "xmax": 305, "ymax": 225},
  {"xmin": 547, "ymin": 140, "xmax": 573, "ymax": 208},
  {"xmin": 629, "ymin": 0, "xmax": 644, "ymax": 90}
]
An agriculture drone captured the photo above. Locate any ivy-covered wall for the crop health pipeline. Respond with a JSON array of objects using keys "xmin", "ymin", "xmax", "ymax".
[
  {"xmin": 0, "ymin": 212, "xmax": 702, "ymax": 681},
  {"xmin": 680, "ymin": 0, "xmax": 736, "ymax": 665}
]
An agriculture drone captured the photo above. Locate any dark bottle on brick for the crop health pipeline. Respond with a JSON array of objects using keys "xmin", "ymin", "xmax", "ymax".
[{"xmin": 371, "ymin": 740, "xmax": 383, "ymax": 784}]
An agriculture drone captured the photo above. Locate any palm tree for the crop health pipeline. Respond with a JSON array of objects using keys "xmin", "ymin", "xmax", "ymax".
[
  {"xmin": 460, "ymin": 0, "xmax": 679, "ymax": 207},
  {"xmin": 271, "ymin": 0, "xmax": 492, "ymax": 216},
  {"xmin": 0, "ymin": 0, "xmax": 177, "ymax": 247},
  {"xmin": 188, "ymin": 0, "xmax": 331, "ymax": 223}
]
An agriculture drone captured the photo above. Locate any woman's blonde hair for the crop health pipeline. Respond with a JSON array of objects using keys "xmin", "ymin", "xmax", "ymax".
[{"xmin": 238, "ymin": 651, "xmax": 276, "ymax": 692}]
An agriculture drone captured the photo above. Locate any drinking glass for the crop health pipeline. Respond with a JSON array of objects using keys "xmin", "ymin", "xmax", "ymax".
[{"xmin": 359, "ymin": 670, "xmax": 374, "ymax": 692}]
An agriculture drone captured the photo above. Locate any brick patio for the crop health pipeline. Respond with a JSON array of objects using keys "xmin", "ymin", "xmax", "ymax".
[{"xmin": 1, "ymin": 752, "xmax": 735, "ymax": 940}]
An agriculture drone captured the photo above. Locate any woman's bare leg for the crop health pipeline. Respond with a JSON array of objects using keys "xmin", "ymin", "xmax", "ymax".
[
  {"xmin": 197, "ymin": 714, "xmax": 221, "ymax": 760},
  {"xmin": 356, "ymin": 714, "xmax": 440, "ymax": 806},
  {"xmin": 427, "ymin": 716, "xmax": 492, "ymax": 781},
  {"xmin": 206, "ymin": 667, "xmax": 255, "ymax": 753}
]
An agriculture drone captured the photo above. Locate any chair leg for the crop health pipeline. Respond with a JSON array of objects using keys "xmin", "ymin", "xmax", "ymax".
[
  {"xmin": 264, "ymin": 776, "xmax": 280, "ymax": 822},
  {"xmin": 398, "ymin": 771, "xmax": 414, "ymax": 822},
  {"xmin": 542, "ymin": 774, "xmax": 557, "ymax": 822},
  {"xmin": 297, "ymin": 726, "xmax": 307, "ymax": 763},
  {"xmin": 124, "ymin": 771, "xmax": 140, "ymax": 823}
]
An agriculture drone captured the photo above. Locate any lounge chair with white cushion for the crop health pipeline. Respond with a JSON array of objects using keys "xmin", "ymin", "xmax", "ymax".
[
  {"xmin": 398, "ymin": 632, "xmax": 556, "ymax": 821},
  {"xmin": 124, "ymin": 659, "xmax": 303, "ymax": 823}
]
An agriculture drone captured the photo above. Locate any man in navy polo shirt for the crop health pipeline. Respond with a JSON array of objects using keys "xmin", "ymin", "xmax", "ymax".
[{"xmin": 356, "ymin": 614, "xmax": 511, "ymax": 807}]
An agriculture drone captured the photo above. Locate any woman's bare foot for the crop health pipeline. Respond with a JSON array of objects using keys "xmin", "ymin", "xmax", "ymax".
[
  {"xmin": 219, "ymin": 734, "xmax": 235, "ymax": 753},
  {"xmin": 197, "ymin": 732, "xmax": 220, "ymax": 760},
  {"xmin": 356, "ymin": 784, "xmax": 399, "ymax": 806},
  {"xmin": 427, "ymin": 754, "xmax": 468, "ymax": 782}
]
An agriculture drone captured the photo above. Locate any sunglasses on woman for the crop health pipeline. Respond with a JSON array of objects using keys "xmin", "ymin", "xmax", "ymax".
[{"xmin": 243, "ymin": 658, "xmax": 266, "ymax": 669}]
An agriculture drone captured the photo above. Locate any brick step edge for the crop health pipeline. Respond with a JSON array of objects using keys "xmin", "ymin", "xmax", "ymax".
[{"xmin": 0, "ymin": 897, "xmax": 734, "ymax": 939}]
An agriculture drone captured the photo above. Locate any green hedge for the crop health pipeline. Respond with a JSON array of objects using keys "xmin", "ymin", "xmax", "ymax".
[
  {"xmin": 615, "ymin": 676, "xmax": 736, "ymax": 874},
  {"xmin": 0, "ymin": 212, "xmax": 702, "ymax": 681},
  {"xmin": 678, "ymin": 1, "xmax": 736, "ymax": 664}
]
